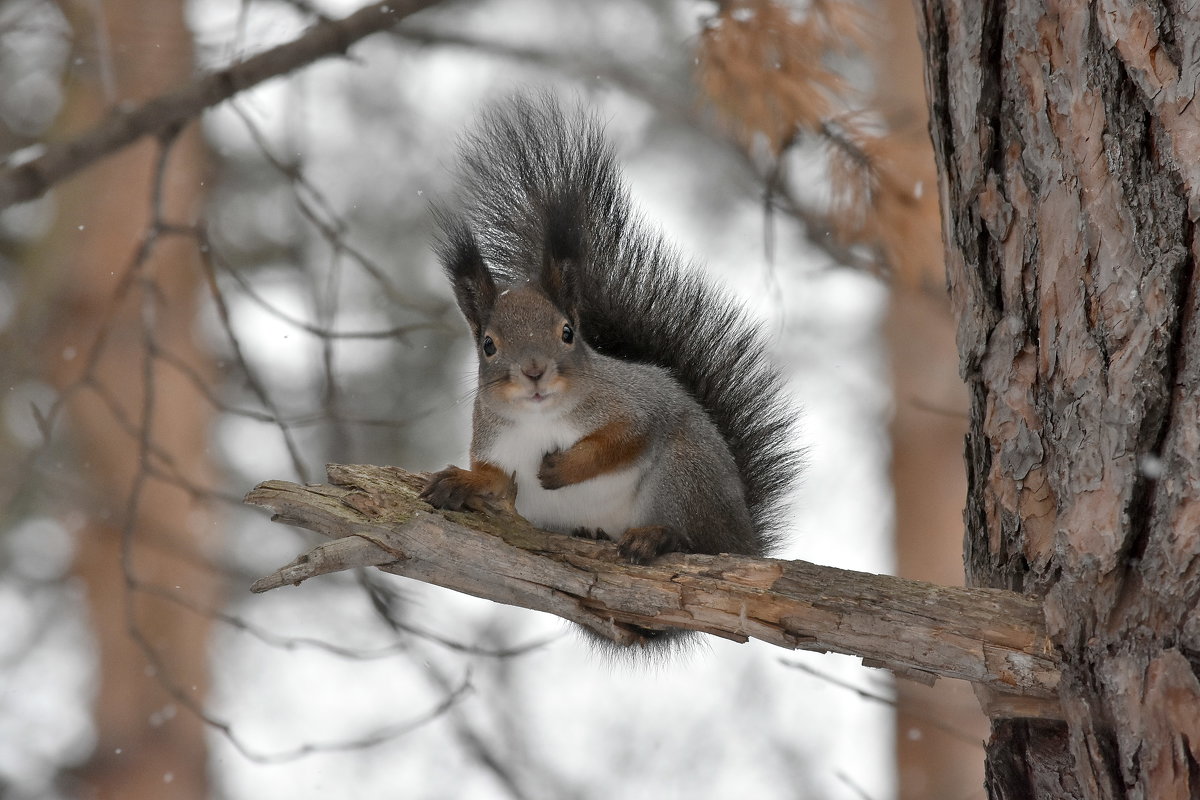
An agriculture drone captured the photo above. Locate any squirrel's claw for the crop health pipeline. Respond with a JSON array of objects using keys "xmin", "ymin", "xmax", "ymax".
[{"xmin": 571, "ymin": 526, "xmax": 609, "ymax": 541}]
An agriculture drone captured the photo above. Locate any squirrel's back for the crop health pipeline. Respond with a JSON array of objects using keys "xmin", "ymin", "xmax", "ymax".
[{"xmin": 446, "ymin": 93, "xmax": 800, "ymax": 552}]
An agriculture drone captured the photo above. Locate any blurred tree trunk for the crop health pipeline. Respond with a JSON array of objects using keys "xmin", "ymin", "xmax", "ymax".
[
  {"xmin": 32, "ymin": 1, "xmax": 218, "ymax": 797},
  {"xmin": 871, "ymin": 0, "xmax": 987, "ymax": 796},
  {"xmin": 918, "ymin": 1, "xmax": 1200, "ymax": 797}
]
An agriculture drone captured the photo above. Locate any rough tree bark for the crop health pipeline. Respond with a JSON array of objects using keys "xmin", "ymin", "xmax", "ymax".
[{"xmin": 916, "ymin": 2, "xmax": 1200, "ymax": 797}]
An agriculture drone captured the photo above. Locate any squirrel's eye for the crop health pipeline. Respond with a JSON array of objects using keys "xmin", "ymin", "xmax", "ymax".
[
  {"xmin": 561, "ymin": 324, "xmax": 574, "ymax": 344},
  {"xmin": 482, "ymin": 336, "xmax": 497, "ymax": 357}
]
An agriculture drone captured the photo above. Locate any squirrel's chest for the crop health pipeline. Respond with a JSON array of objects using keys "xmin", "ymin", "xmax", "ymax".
[{"xmin": 479, "ymin": 417, "xmax": 645, "ymax": 535}]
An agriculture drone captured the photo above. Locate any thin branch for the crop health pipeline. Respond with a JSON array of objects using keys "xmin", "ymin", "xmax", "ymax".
[
  {"xmin": 207, "ymin": 243, "xmax": 437, "ymax": 340},
  {"xmin": 245, "ymin": 463, "xmax": 1065, "ymax": 721},
  {"xmin": 354, "ymin": 571, "xmax": 568, "ymax": 799},
  {"xmin": 0, "ymin": 0, "xmax": 444, "ymax": 209},
  {"xmin": 193, "ymin": 225, "xmax": 312, "ymax": 482},
  {"xmin": 133, "ymin": 577, "xmax": 554, "ymax": 661},
  {"xmin": 779, "ymin": 658, "xmax": 983, "ymax": 746},
  {"xmin": 835, "ymin": 771, "xmax": 878, "ymax": 800}
]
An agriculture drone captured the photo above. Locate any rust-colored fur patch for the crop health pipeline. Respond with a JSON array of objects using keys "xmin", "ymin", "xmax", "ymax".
[{"xmin": 538, "ymin": 419, "xmax": 647, "ymax": 489}]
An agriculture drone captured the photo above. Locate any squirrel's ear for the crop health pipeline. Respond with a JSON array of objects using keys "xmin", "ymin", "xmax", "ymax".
[
  {"xmin": 434, "ymin": 211, "xmax": 496, "ymax": 338},
  {"xmin": 540, "ymin": 198, "xmax": 583, "ymax": 322}
]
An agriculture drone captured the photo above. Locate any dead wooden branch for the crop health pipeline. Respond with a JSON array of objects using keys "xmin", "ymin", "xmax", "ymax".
[
  {"xmin": 245, "ymin": 463, "xmax": 1064, "ymax": 720},
  {"xmin": 0, "ymin": 0, "xmax": 441, "ymax": 210}
]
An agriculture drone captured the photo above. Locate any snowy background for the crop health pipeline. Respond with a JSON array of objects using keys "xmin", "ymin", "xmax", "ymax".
[{"xmin": 0, "ymin": 1, "xmax": 901, "ymax": 797}]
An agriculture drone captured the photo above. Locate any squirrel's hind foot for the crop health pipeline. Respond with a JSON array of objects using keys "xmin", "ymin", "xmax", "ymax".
[{"xmin": 616, "ymin": 525, "xmax": 686, "ymax": 564}]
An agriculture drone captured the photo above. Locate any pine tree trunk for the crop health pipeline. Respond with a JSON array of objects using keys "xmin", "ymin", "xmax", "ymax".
[
  {"xmin": 35, "ymin": 2, "xmax": 217, "ymax": 796},
  {"xmin": 871, "ymin": 0, "xmax": 988, "ymax": 795},
  {"xmin": 916, "ymin": 2, "xmax": 1200, "ymax": 797}
]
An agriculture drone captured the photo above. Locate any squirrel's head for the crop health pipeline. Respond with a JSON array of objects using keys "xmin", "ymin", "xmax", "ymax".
[{"xmin": 436, "ymin": 203, "xmax": 587, "ymax": 415}]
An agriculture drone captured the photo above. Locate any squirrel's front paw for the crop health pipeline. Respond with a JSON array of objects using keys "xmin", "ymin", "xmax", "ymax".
[
  {"xmin": 421, "ymin": 465, "xmax": 515, "ymax": 513},
  {"xmin": 538, "ymin": 450, "xmax": 570, "ymax": 489},
  {"xmin": 421, "ymin": 467, "xmax": 479, "ymax": 510}
]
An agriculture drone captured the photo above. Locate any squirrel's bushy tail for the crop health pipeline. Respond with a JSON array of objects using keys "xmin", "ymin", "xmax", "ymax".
[{"xmin": 444, "ymin": 93, "xmax": 801, "ymax": 551}]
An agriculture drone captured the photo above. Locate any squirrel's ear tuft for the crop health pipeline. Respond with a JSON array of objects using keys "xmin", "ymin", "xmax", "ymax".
[
  {"xmin": 540, "ymin": 197, "xmax": 583, "ymax": 322},
  {"xmin": 434, "ymin": 210, "xmax": 496, "ymax": 338}
]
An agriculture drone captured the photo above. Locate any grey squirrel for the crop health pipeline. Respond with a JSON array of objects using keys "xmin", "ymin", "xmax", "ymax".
[{"xmin": 422, "ymin": 94, "xmax": 799, "ymax": 603}]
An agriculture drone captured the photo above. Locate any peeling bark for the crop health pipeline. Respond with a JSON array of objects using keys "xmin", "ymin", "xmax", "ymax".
[{"xmin": 916, "ymin": 1, "xmax": 1200, "ymax": 797}]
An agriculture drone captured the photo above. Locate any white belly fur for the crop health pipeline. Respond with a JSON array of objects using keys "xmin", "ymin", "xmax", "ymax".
[{"xmin": 481, "ymin": 415, "xmax": 645, "ymax": 536}]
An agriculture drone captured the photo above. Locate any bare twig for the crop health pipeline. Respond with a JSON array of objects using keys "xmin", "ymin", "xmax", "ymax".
[
  {"xmin": 245, "ymin": 463, "xmax": 1065, "ymax": 720},
  {"xmin": 193, "ymin": 225, "xmax": 312, "ymax": 482}
]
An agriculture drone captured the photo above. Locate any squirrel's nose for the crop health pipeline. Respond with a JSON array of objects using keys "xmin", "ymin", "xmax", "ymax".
[{"xmin": 522, "ymin": 363, "xmax": 545, "ymax": 381}]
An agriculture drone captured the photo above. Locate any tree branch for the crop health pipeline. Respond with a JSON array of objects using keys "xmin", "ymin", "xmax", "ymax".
[
  {"xmin": 0, "ymin": 0, "xmax": 442, "ymax": 210},
  {"xmin": 245, "ymin": 464, "xmax": 1064, "ymax": 720}
]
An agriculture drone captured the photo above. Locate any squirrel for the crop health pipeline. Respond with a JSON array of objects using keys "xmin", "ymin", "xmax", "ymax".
[{"xmin": 421, "ymin": 94, "xmax": 800, "ymax": 632}]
